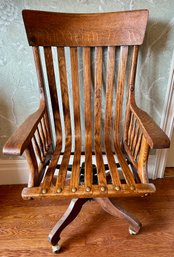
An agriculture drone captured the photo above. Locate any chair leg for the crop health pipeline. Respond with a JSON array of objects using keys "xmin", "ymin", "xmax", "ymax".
[
  {"xmin": 48, "ymin": 198, "xmax": 89, "ymax": 252},
  {"xmin": 95, "ymin": 198, "xmax": 142, "ymax": 235}
]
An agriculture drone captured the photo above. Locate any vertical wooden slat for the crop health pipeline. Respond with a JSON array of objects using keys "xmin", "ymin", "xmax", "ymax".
[
  {"xmin": 69, "ymin": 47, "xmax": 82, "ymax": 192},
  {"xmin": 36, "ymin": 127, "xmax": 45, "ymax": 160},
  {"xmin": 41, "ymin": 117, "xmax": 49, "ymax": 150},
  {"xmin": 32, "ymin": 134, "xmax": 42, "ymax": 163},
  {"xmin": 114, "ymin": 46, "xmax": 135, "ymax": 186},
  {"xmin": 55, "ymin": 47, "xmax": 72, "ymax": 192},
  {"xmin": 123, "ymin": 46, "xmax": 139, "ymax": 143},
  {"xmin": 33, "ymin": 47, "xmax": 52, "ymax": 145},
  {"xmin": 114, "ymin": 46, "xmax": 128, "ymax": 142},
  {"xmin": 44, "ymin": 47, "xmax": 62, "ymax": 142},
  {"xmin": 94, "ymin": 47, "xmax": 107, "ymax": 190},
  {"xmin": 41, "ymin": 47, "xmax": 63, "ymax": 193},
  {"xmin": 39, "ymin": 121, "xmax": 47, "ymax": 154},
  {"xmin": 134, "ymin": 130, "xmax": 143, "ymax": 160},
  {"xmin": 57, "ymin": 47, "xmax": 71, "ymax": 138},
  {"xmin": 128, "ymin": 113, "xmax": 133, "ymax": 146},
  {"xmin": 104, "ymin": 46, "xmax": 121, "ymax": 187},
  {"xmin": 83, "ymin": 47, "xmax": 92, "ymax": 191},
  {"xmin": 129, "ymin": 116, "xmax": 136, "ymax": 151},
  {"xmin": 129, "ymin": 46, "xmax": 139, "ymax": 103},
  {"xmin": 132, "ymin": 122, "xmax": 139, "ymax": 155},
  {"xmin": 32, "ymin": 47, "xmax": 46, "ymax": 101}
]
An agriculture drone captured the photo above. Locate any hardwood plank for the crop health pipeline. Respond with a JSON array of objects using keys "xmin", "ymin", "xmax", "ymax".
[
  {"xmin": 22, "ymin": 10, "xmax": 148, "ymax": 46},
  {"xmin": 0, "ymin": 178, "xmax": 174, "ymax": 257}
]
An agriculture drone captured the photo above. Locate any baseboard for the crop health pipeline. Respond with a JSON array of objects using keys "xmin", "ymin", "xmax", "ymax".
[
  {"xmin": 0, "ymin": 160, "xmax": 29, "ymax": 185},
  {"xmin": 0, "ymin": 155, "xmax": 156, "ymax": 185}
]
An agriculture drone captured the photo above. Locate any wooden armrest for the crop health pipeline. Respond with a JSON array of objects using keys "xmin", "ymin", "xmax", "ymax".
[
  {"xmin": 3, "ymin": 104, "xmax": 45, "ymax": 156},
  {"xmin": 130, "ymin": 104, "xmax": 170, "ymax": 149}
]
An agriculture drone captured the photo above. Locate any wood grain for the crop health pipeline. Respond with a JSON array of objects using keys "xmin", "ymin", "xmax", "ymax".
[
  {"xmin": 83, "ymin": 47, "xmax": 92, "ymax": 190},
  {"xmin": 104, "ymin": 46, "xmax": 121, "ymax": 187},
  {"xmin": 94, "ymin": 47, "xmax": 107, "ymax": 190},
  {"xmin": 3, "ymin": 10, "xmax": 171, "ymax": 207},
  {"xmin": 44, "ymin": 47, "xmax": 62, "ymax": 141},
  {"xmin": 0, "ymin": 177, "xmax": 174, "ymax": 256},
  {"xmin": 22, "ymin": 9, "xmax": 149, "ymax": 46},
  {"xmin": 69, "ymin": 47, "xmax": 82, "ymax": 192}
]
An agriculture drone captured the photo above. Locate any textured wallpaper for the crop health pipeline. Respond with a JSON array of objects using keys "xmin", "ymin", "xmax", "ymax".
[{"xmin": 0, "ymin": 0, "xmax": 174, "ymax": 158}]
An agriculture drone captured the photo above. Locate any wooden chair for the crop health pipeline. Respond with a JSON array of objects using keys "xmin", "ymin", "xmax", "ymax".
[{"xmin": 3, "ymin": 9, "xmax": 170, "ymax": 253}]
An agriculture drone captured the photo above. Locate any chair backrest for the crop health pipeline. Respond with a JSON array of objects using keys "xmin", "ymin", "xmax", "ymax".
[{"xmin": 22, "ymin": 10, "xmax": 148, "ymax": 161}]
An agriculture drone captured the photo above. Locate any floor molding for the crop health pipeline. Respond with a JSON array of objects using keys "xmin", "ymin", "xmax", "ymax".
[{"xmin": 0, "ymin": 160, "xmax": 28, "ymax": 185}]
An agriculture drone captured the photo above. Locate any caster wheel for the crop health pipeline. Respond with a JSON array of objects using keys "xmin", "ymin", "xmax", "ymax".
[
  {"xmin": 129, "ymin": 227, "xmax": 138, "ymax": 235},
  {"xmin": 52, "ymin": 244, "xmax": 61, "ymax": 254}
]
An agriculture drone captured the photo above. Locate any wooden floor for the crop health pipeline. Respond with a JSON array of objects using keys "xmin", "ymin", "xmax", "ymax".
[{"xmin": 0, "ymin": 170, "xmax": 174, "ymax": 257}]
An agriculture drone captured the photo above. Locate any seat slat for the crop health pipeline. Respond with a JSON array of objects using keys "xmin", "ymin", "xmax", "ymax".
[
  {"xmin": 56, "ymin": 138, "xmax": 72, "ymax": 191},
  {"xmin": 41, "ymin": 140, "xmax": 62, "ymax": 192},
  {"xmin": 94, "ymin": 47, "xmax": 107, "ymax": 190},
  {"xmin": 69, "ymin": 47, "xmax": 82, "ymax": 192},
  {"xmin": 113, "ymin": 46, "xmax": 135, "ymax": 186},
  {"xmin": 83, "ymin": 47, "xmax": 92, "ymax": 190},
  {"xmin": 104, "ymin": 46, "xmax": 121, "ymax": 187}
]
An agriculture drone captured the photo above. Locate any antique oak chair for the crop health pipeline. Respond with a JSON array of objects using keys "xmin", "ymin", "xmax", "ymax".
[{"xmin": 3, "ymin": 9, "xmax": 170, "ymax": 253}]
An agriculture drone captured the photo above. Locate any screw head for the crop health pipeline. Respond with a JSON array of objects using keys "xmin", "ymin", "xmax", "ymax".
[
  {"xmin": 71, "ymin": 187, "xmax": 77, "ymax": 193},
  {"xmin": 100, "ymin": 186, "xmax": 106, "ymax": 192},
  {"xmin": 56, "ymin": 187, "xmax": 62, "ymax": 193},
  {"xmin": 42, "ymin": 189, "xmax": 47, "ymax": 194},
  {"xmin": 86, "ymin": 186, "xmax": 91, "ymax": 192},
  {"xmin": 130, "ymin": 185, "xmax": 135, "ymax": 191},
  {"xmin": 115, "ymin": 186, "xmax": 121, "ymax": 191}
]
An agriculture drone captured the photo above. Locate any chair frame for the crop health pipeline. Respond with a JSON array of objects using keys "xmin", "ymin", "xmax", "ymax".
[{"xmin": 3, "ymin": 9, "xmax": 170, "ymax": 253}]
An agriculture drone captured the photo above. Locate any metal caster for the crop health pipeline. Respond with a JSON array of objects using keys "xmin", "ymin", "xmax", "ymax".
[
  {"xmin": 52, "ymin": 244, "xmax": 61, "ymax": 254},
  {"xmin": 129, "ymin": 227, "xmax": 138, "ymax": 235}
]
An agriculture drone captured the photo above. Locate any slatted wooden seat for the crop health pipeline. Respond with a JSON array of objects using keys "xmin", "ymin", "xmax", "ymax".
[{"xmin": 3, "ymin": 9, "xmax": 170, "ymax": 253}]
